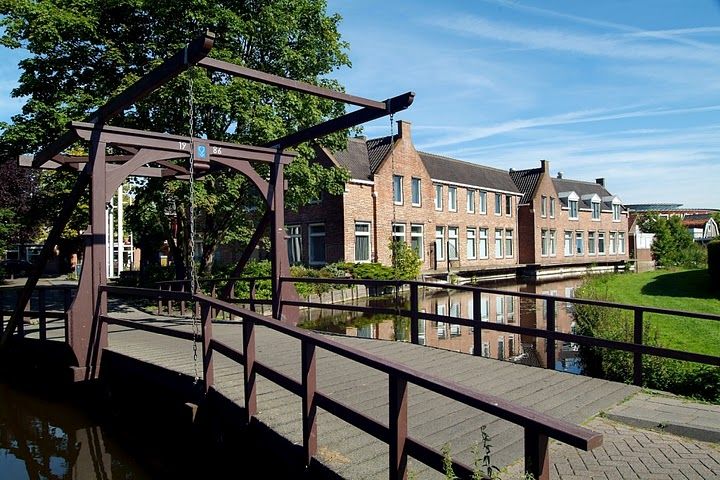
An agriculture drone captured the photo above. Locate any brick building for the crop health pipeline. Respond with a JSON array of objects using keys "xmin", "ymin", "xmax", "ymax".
[
  {"xmin": 284, "ymin": 121, "xmax": 522, "ymax": 276},
  {"xmin": 510, "ymin": 160, "xmax": 629, "ymax": 279}
]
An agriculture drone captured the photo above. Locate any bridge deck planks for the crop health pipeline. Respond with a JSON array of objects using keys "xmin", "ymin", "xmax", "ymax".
[{"xmin": 96, "ymin": 316, "xmax": 638, "ymax": 479}]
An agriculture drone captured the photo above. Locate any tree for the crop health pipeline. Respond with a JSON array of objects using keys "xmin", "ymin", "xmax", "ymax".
[{"xmin": 1, "ymin": 0, "xmax": 352, "ymax": 277}]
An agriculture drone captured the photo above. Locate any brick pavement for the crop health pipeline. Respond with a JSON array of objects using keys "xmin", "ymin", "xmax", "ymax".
[{"xmin": 503, "ymin": 416, "xmax": 720, "ymax": 479}]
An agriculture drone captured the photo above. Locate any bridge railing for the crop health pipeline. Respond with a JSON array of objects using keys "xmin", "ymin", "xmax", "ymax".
[
  {"xmin": 98, "ymin": 284, "xmax": 602, "ymax": 480},
  {"xmin": 0, "ymin": 285, "xmax": 75, "ymax": 342},
  {"xmin": 281, "ymin": 276, "xmax": 720, "ymax": 387},
  {"xmin": 155, "ymin": 277, "xmax": 272, "ymax": 317}
]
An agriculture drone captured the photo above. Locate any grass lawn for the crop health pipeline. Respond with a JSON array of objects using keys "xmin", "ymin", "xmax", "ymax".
[{"xmin": 584, "ymin": 269, "xmax": 720, "ymax": 356}]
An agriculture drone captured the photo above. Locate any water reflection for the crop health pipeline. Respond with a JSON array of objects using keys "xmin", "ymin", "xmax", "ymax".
[
  {"xmin": 298, "ymin": 277, "xmax": 584, "ymax": 374},
  {"xmin": 0, "ymin": 382, "xmax": 150, "ymax": 480}
]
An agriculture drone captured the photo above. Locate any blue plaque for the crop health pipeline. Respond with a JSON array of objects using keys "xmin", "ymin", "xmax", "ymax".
[{"xmin": 196, "ymin": 145, "xmax": 207, "ymax": 159}]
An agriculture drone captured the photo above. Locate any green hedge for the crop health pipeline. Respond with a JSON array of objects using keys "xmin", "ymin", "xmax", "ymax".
[{"xmin": 708, "ymin": 240, "xmax": 720, "ymax": 289}]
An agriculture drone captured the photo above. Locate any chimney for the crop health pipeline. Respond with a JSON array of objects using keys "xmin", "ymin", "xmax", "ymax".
[
  {"xmin": 595, "ymin": 178, "xmax": 605, "ymax": 187},
  {"xmin": 540, "ymin": 159, "xmax": 550, "ymax": 173},
  {"xmin": 397, "ymin": 120, "xmax": 411, "ymax": 140},
  {"xmin": 557, "ymin": 172, "xmax": 563, "ymax": 179}
]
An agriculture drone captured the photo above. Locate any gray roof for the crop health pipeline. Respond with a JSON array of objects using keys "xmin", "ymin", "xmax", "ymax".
[
  {"xmin": 333, "ymin": 137, "xmax": 373, "ymax": 180},
  {"xmin": 552, "ymin": 178, "xmax": 615, "ymax": 209},
  {"xmin": 419, "ymin": 152, "xmax": 521, "ymax": 193},
  {"xmin": 509, "ymin": 168, "xmax": 543, "ymax": 205},
  {"xmin": 366, "ymin": 135, "xmax": 398, "ymax": 172}
]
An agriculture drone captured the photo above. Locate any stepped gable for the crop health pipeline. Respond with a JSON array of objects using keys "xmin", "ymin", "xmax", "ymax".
[
  {"xmin": 509, "ymin": 167, "xmax": 543, "ymax": 205},
  {"xmin": 418, "ymin": 151, "xmax": 520, "ymax": 193}
]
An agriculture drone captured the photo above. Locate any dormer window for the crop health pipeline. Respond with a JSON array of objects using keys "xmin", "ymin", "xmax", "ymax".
[
  {"xmin": 613, "ymin": 204, "xmax": 621, "ymax": 221},
  {"xmin": 592, "ymin": 201, "xmax": 600, "ymax": 219},
  {"xmin": 569, "ymin": 199, "xmax": 578, "ymax": 219}
]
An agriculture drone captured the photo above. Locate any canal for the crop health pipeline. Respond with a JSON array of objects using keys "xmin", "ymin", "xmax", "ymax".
[{"xmin": 298, "ymin": 276, "xmax": 585, "ymax": 374}]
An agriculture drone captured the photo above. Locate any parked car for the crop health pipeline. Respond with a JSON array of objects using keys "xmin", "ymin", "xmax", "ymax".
[{"xmin": 0, "ymin": 259, "xmax": 34, "ymax": 277}]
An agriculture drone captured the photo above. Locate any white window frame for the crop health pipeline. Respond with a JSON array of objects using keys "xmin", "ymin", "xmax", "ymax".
[
  {"xmin": 569, "ymin": 199, "xmax": 579, "ymax": 219},
  {"xmin": 540, "ymin": 195, "xmax": 547, "ymax": 217},
  {"xmin": 564, "ymin": 231, "xmax": 573, "ymax": 256},
  {"xmin": 505, "ymin": 229, "xmax": 513, "ymax": 258},
  {"xmin": 411, "ymin": 177, "xmax": 421, "ymax": 207},
  {"xmin": 505, "ymin": 195, "xmax": 512, "ymax": 216},
  {"xmin": 598, "ymin": 231, "xmax": 606, "ymax": 255},
  {"xmin": 466, "ymin": 228, "xmax": 477, "ymax": 260},
  {"xmin": 575, "ymin": 231, "xmax": 584, "ymax": 255},
  {"xmin": 588, "ymin": 231, "xmax": 596, "ymax": 255},
  {"xmin": 448, "ymin": 186, "xmax": 457, "ymax": 212},
  {"xmin": 610, "ymin": 231, "xmax": 617, "ymax": 254},
  {"xmin": 541, "ymin": 229, "xmax": 548, "ymax": 257},
  {"xmin": 466, "ymin": 189, "xmax": 475, "ymax": 213},
  {"xmin": 286, "ymin": 225, "xmax": 302, "ymax": 265},
  {"xmin": 435, "ymin": 226, "xmax": 445, "ymax": 261},
  {"xmin": 448, "ymin": 227, "xmax": 459, "ymax": 260},
  {"xmin": 393, "ymin": 175, "xmax": 403, "ymax": 205},
  {"xmin": 549, "ymin": 197, "xmax": 556, "ymax": 218},
  {"xmin": 434, "ymin": 184, "xmax": 443, "ymax": 211},
  {"xmin": 613, "ymin": 203, "xmax": 621, "ymax": 222},
  {"xmin": 411, "ymin": 224, "xmax": 424, "ymax": 260},
  {"xmin": 479, "ymin": 190, "xmax": 487, "ymax": 214},
  {"xmin": 481, "ymin": 298, "xmax": 489, "ymax": 321},
  {"xmin": 549, "ymin": 229, "xmax": 557, "ymax": 256},
  {"xmin": 494, "ymin": 193, "xmax": 502, "ymax": 215},
  {"xmin": 496, "ymin": 296, "xmax": 504, "ymax": 323},
  {"xmin": 618, "ymin": 232, "xmax": 626, "ymax": 254},
  {"xmin": 392, "ymin": 223, "xmax": 406, "ymax": 244},
  {"xmin": 494, "ymin": 228, "xmax": 503, "ymax": 258},
  {"xmin": 479, "ymin": 228, "xmax": 489, "ymax": 259},
  {"xmin": 592, "ymin": 201, "xmax": 601, "ymax": 220},
  {"xmin": 308, "ymin": 223, "xmax": 326, "ymax": 265},
  {"xmin": 354, "ymin": 221, "xmax": 371, "ymax": 262}
]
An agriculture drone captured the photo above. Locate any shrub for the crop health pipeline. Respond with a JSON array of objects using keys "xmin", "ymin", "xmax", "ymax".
[{"xmin": 390, "ymin": 240, "xmax": 421, "ymax": 280}]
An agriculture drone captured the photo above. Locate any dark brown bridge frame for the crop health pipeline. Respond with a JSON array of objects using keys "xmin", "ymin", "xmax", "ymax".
[{"xmin": 2, "ymin": 30, "xmax": 414, "ymax": 382}]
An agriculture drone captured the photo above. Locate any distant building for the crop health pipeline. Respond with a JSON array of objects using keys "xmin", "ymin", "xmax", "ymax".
[
  {"xmin": 284, "ymin": 121, "xmax": 523, "ymax": 278},
  {"xmin": 510, "ymin": 160, "xmax": 629, "ymax": 279}
]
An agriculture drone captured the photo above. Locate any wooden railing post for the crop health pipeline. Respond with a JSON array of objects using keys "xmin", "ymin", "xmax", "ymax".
[
  {"xmin": 17, "ymin": 290, "xmax": 25, "ymax": 337},
  {"xmin": 473, "ymin": 290, "xmax": 482, "ymax": 356},
  {"xmin": 38, "ymin": 289, "xmax": 47, "ymax": 341},
  {"xmin": 524, "ymin": 428, "xmax": 550, "ymax": 480},
  {"xmin": 201, "ymin": 302, "xmax": 214, "ymax": 394},
  {"xmin": 64, "ymin": 288, "xmax": 72, "ymax": 343},
  {"xmin": 389, "ymin": 375, "xmax": 408, "ymax": 480},
  {"xmin": 249, "ymin": 279, "xmax": 257, "ymax": 312},
  {"xmin": 633, "ymin": 309, "xmax": 644, "ymax": 386},
  {"xmin": 545, "ymin": 298, "xmax": 556, "ymax": 370},
  {"xmin": 243, "ymin": 314, "xmax": 257, "ymax": 423},
  {"xmin": 301, "ymin": 340, "xmax": 317, "ymax": 466},
  {"xmin": 410, "ymin": 283, "xmax": 419, "ymax": 345},
  {"xmin": 179, "ymin": 282, "xmax": 186, "ymax": 317}
]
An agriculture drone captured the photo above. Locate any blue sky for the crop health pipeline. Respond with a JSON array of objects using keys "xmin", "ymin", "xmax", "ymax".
[
  {"xmin": 325, "ymin": 0, "xmax": 720, "ymax": 208},
  {"xmin": 1, "ymin": 1, "xmax": 719, "ymax": 208}
]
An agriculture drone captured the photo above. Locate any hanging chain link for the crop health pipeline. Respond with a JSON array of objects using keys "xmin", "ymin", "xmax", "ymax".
[
  {"xmin": 188, "ymin": 75, "xmax": 200, "ymax": 384},
  {"xmin": 388, "ymin": 111, "xmax": 402, "ymax": 320}
]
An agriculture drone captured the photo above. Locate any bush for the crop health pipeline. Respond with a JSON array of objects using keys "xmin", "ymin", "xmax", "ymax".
[
  {"xmin": 709, "ymin": 240, "xmax": 720, "ymax": 288},
  {"xmin": 390, "ymin": 240, "xmax": 422, "ymax": 280}
]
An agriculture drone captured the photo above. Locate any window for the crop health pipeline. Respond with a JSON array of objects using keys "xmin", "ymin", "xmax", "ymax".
[
  {"xmin": 309, "ymin": 224, "xmax": 326, "ymax": 265},
  {"xmin": 393, "ymin": 175, "xmax": 403, "ymax": 204},
  {"xmin": 549, "ymin": 197, "xmax": 556, "ymax": 218},
  {"xmin": 613, "ymin": 203, "xmax": 621, "ymax": 221},
  {"xmin": 496, "ymin": 296, "xmax": 504, "ymax": 323},
  {"xmin": 569, "ymin": 199, "xmax": 578, "ymax": 219},
  {"xmin": 508, "ymin": 334, "xmax": 515, "ymax": 356},
  {"xmin": 549, "ymin": 230, "xmax": 557, "ymax": 256},
  {"xmin": 481, "ymin": 298, "xmax": 489, "ymax": 321},
  {"xmin": 618, "ymin": 232, "xmax": 626, "ymax": 254},
  {"xmin": 434, "ymin": 184, "xmax": 443, "ymax": 210},
  {"xmin": 466, "ymin": 228, "xmax": 476, "ymax": 259},
  {"xmin": 564, "ymin": 231, "xmax": 573, "ymax": 256},
  {"xmin": 411, "ymin": 177, "xmax": 421, "ymax": 206},
  {"xmin": 286, "ymin": 225, "xmax": 302, "ymax": 265},
  {"xmin": 411, "ymin": 224, "xmax": 424, "ymax": 260},
  {"xmin": 392, "ymin": 223, "xmax": 406, "ymax": 244},
  {"xmin": 448, "ymin": 186, "xmax": 457, "ymax": 212},
  {"xmin": 448, "ymin": 227, "xmax": 458, "ymax": 260},
  {"xmin": 494, "ymin": 229, "xmax": 503, "ymax": 258},
  {"xmin": 505, "ymin": 229, "xmax": 513, "ymax": 257},
  {"xmin": 466, "ymin": 189, "xmax": 475, "ymax": 213},
  {"xmin": 588, "ymin": 231, "xmax": 596, "ymax": 255},
  {"xmin": 482, "ymin": 342, "xmax": 490, "ymax": 357},
  {"xmin": 435, "ymin": 226, "xmax": 445, "ymax": 261},
  {"xmin": 598, "ymin": 231, "xmax": 606, "ymax": 255},
  {"xmin": 479, "ymin": 191, "xmax": 487, "ymax": 214},
  {"xmin": 498, "ymin": 336, "xmax": 505, "ymax": 360},
  {"xmin": 479, "ymin": 228, "xmax": 488, "ymax": 258},
  {"xmin": 592, "ymin": 201, "xmax": 601, "ymax": 220},
  {"xmin": 354, "ymin": 222, "xmax": 371, "ymax": 262},
  {"xmin": 494, "ymin": 193, "xmax": 502, "ymax": 215},
  {"xmin": 575, "ymin": 231, "xmax": 584, "ymax": 255},
  {"xmin": 507, "ymin": 297, "xmax": 515, "ymax": 323},
  {"xmin": 505, "ymin": 195, "xmax": 512, "ymax": 216},
  {"xmin": 541, "ymin": 229, "xmax": 548, "ymax": 256},
  {"xmin": 540, "ymin": 195, "xmax": 547, "ymax": 217},
  {"xmin": 610, "ymin": 231, "xmax": 617, "ymax": 254}
]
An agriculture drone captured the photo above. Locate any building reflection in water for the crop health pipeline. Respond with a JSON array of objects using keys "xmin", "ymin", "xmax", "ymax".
[
  {"xmin": 0, "ymin": 382, "xmax": 147, "ymax": 480},
  {"xmin": 299, "ymin": 277, "xmax": 584, "ymax": 374}
]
